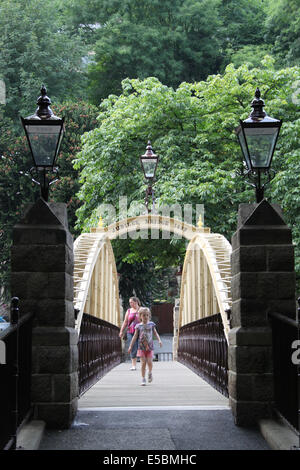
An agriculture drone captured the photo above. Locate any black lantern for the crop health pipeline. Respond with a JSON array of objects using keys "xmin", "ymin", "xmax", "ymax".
[
  {"xmin": 235, "ymin": 88, "xmax": 282, "ymax": 202},
  {"xmin": 140, "ymin": 141, "xmax": 159, "ymax": 213},
  {"xmin": 140, "ymin": 140, "xmax": 159, "ymax": 180},
  {"xmin": 175, "ymin": 266, "xmax": 182, "ymax": 290},
  {"xmin": 21, "ymin": 85, "xmax": 64, "ymax": 201}
]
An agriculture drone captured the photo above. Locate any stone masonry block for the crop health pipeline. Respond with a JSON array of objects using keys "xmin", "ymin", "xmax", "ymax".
[
  {"xmin": 231, "ymin": 272, "xmax": 295, "ymax": 301},
  {"xmin": 228, "ymin": 326, "xmax": 272, "ymax": 347},
  {"xmin": 11, "ymin": 271, "xmax": 73, "ymax": 301},
  {"xmin": 228, "ymin": 344, "xmax": 273, "ymax": 374},
  {"xmin": 35, "ymin": 346, "xmax": 73, "ymax": 374},
  {"xmin": 228, "ymin": 371, "xmax": 274, "ymax": 402},
  {"xmin": 232, "ymin": 227, "xmax": 292, "ymax": 250},
  {"xmin": 33, "ymin": 299, "xmax": 75, "ymax": 327},
  {"xmin": 231, "ymin": 299, "xmax": 269, "ymax": 327},
  {"xmin": 48, "ymin": 273, "xmax": 74, "ymax": 301},
  {"xmin": 31, "ymin": 374, "xmax": 53, "ymax": 403},
  {"xmin": 34, "ymin": 399, "xmax": 78, "ymax": 429},
  {"xmin": 229, "ymin": 397, "xmax": 273, "ymax": 426},
  {"xmin": 236, "ymin": 202, "xmax": 284, "ymax": 230},
  {"xmin": 11, "ymin": 244, "xmax": 73, "ymax": 273},
  {"xmin": 10, "ymin": 272, "xmax": 48, "ymax": 300},
  {"xmin": 267, "ymin": 245, "xmax": 294, "ymax": 272},
  {"xmin": 12, "ymin": 226, "xmax": 73, "ymax": 249},
  {"xmin": 32, "ymin": 327, "xmax": 78, "ymax": 347},
  {"xmin": 231, "ymin": 246, "xmax": 266, "ymax": 275},
  {"xmin": 70, "ymin": 344, "xmax": 79, "ymax": 374},
  {"xmin": 53, "ymin": 372, "xmax": 78, "ymax": 402}
]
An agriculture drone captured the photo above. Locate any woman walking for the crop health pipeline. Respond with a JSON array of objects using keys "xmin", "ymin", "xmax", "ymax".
[{"xmin": 119, "ymin": 297, "xmax": 141, "ymax": 370}]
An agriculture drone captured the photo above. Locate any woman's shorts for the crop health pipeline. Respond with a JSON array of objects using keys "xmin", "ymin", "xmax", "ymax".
[
  {"xmin": 127, "ymin": 332, "xmax": 138, "ymax": 359},
  {"xmin": 137, "ymin": 349, "xmax": 153, "ymax": 358}
]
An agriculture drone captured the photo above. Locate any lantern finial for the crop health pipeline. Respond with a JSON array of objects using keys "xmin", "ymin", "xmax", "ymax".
[
  {"xmin": 250, "ymin": 87, "xmax": 266, "ymax": 121},
  {"xmin": 34, "ymin": 84, "xmax": 55, "ymax": 120}
]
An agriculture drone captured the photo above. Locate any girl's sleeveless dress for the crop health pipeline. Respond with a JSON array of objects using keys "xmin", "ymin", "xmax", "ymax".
[{"xmin": 135, "ymin": 321, "xmax": 156, "ymax": 358}]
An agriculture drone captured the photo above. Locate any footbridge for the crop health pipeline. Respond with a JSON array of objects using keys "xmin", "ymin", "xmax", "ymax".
[{"xmin": 73, "ymin": 214, "xmax": 232, "ymax": 397}]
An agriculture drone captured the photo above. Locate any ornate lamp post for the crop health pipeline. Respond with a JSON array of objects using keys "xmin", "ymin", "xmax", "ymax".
[
  {"xmin": 175, "ymin": 266, "xmax": 182, "ymax": 291},
  {"xmin": 21, "ymin": 85, "xmax": 64, "ymax": 201},
  {"xmin": 140, "ymin": 140, "xmax": 159, "ymax": 214},
  {"xmin": 235, "ymin": 87, "xmax": 282, "ymax": 203}
]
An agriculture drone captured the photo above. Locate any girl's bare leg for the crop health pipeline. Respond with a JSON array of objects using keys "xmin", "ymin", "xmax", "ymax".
[
  {"xmin": 146, "ymin": 357, "xmax": 153, "ymax": 373},
  {"xmin": 140, "ymin": 357, "xmax": 146, "ymax": 378}
]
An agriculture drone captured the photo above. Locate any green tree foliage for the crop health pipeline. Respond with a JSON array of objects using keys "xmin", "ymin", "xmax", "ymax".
[
  {"xmin": 50, "ymin": 101, "xmax": 99, "ymax": 234},
  {"xmin": 87, "ymin": 0, "xmax": 224, "ymax": 103},
  {"xmin": 62, "ymin": 0, "xmax": 273, "ymax": 103},
  {"xmin": 113, "ymin": 236, "xmax": 183, "ymax": 308},
  {"xmin": 219, "ymin": 0, "xmax": 267, "ymax": 50},
  {"xmin": 265, "ymin": 0, "xmax": 300, "ymax": 67},
  {"xmin": 0, "ymin": 0, "xmax": 88, "ymax": 125},
  {"xmin": 0, "ymin": 100, "xmax": 98, "ymax": 300},
  {"xmin": 74, "ymin": 60, "xmax": 300, "ymax": 289}
]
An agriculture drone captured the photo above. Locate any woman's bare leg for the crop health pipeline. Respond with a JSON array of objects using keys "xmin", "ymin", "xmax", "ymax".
[{"xmin": 131, "ymin": 357, "xmax": 137, "ymax": 368}]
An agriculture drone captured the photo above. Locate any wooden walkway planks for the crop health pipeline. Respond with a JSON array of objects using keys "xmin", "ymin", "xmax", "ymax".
[{"xmin": 78, "ymin": 361, "xmax": 229, "ymax": 409}]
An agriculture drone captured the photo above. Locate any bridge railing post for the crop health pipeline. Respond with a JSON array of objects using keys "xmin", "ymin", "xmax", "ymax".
[
  {"xmin": 229, "ymin": 200, "xmax": 296, "ymax": 426},
  {"xmin": 11, "ymin": 198, "xmax": 78, "ymax": 429}
]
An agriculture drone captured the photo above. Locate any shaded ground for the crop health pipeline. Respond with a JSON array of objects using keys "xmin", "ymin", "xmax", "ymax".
[{"xmin": 39, "ymin": 409, "xmax": 270, "ymax": 451}]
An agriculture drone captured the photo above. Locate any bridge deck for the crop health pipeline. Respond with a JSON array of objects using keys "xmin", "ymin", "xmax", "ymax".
[
  {"xmin": 39, "ymin": 361, "xmax": 270, "ymax": 450},
  {"xmin": 78, "ymin": 361, "xmax": 229, "ymax": 409}
]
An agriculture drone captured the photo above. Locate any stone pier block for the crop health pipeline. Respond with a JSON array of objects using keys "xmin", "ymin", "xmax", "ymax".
[
  {"xmin": 11, "ymin": 198, "xmax": 78, "ymax": 429},
  {"xmin": 228, "ymin": 200, "xmax": 296, "ymax": 426}
]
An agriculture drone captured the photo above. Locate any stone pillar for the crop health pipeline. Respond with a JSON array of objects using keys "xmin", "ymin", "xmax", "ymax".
[
  {"xmin": 229, "ymin": 199, "xmax": 296, "ymax": 426},
  {"xmin": 11, "ymin": 198, "xmax": 78, "ymax": 428}
]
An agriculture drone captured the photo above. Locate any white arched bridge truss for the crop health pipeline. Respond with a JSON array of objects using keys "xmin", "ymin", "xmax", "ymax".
[
  {"xmin": 73, "ymin": 214, "xmax": 232, "ymax": 341},
  {"xmin": 179, "ymin": 232, "xmax": 232, "ymax": 341},
  {"xmin": 73, "ymin": 233, "xmax": 121, "ymax": 332}
]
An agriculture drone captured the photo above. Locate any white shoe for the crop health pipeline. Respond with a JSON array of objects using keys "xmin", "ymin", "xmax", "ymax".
[
  {"xmin": 140, "ymin": 378, "xmax": 146, "ymax": 386},
  {"xmin": 130, "ymin": 366, "xmax": 136, "ymax": 371}
]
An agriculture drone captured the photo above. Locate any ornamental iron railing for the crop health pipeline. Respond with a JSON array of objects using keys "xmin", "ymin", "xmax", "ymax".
[
  {"xmin": 0, "ymin": 298, "xmax": 34, "ymax": 450},
  {"xmin": 78, "ymin": 313, "xmax": 122, "ymax": 396},
  {"xmin": 177, "ymin": 313, "xmax": 228, "ymax": 397}
]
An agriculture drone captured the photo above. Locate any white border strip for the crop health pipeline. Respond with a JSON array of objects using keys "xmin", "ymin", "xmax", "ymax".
[{"xmin": 78, "ymin": 405, "xmax": 230, "ymax": 411}]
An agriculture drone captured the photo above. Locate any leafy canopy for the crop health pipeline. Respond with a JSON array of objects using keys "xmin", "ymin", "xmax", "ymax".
[
  {"xmin": 0, "ymin": 0, "xmax": 88, "ymax": 125},
  {"xmin": 74, "ymin": 59, "xmax": 300, "ymax": 288}
]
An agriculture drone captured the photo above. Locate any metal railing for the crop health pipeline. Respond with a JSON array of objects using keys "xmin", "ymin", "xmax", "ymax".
[
  {"xmin": 269, "ymin": 310, "xmax": 299, "ymax": 434},
  {"xmin": 78, "ymin": 313, "xmax": 122, "ymax": 396},
  {"xmin": 154, "ymin": 352, "xmax": 173, "ymax": 361},
  {"xmin": 0, "ymin": 298, "xmax": 34, "ymax": 450},
  {"xmin": 177, "ymin": 313, "xmax": 228, "ymax": 397}
]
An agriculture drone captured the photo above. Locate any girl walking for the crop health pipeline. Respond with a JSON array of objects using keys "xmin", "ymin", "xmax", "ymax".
[{"xmin": 128, "ymin": 307, "xmax": 162, "ymax": 386}]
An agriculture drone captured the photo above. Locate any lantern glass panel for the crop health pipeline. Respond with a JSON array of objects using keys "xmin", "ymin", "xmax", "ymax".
[
  {"xmin": 237, "ymin": 127, "xmax": 251, "ymax": 170},
  {"xmin": 24, "ymin": 123, "xmax": 63, "ymax": 167},
  {"xmin": 243, "ymin": 126, "xmax": 279, "ymax": 169},
  {"xmin": 141, "ymin": 157, "xmax": 157, "ymax": 179}
]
